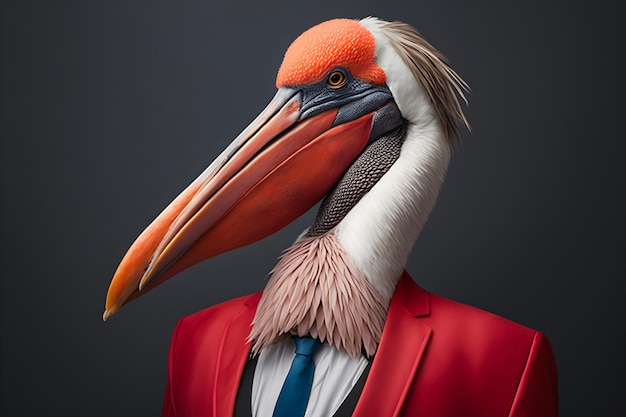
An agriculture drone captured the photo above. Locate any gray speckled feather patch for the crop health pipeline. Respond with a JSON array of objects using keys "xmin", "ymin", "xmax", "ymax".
[{"xmin": 307, "ymin": 121, "xmax": 407, "ymax": 237}]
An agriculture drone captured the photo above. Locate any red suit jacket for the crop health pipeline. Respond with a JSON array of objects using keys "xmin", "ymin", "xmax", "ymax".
[{"xmin": 163, "ymin": 272, "xmax": 558, "ymax": 416}]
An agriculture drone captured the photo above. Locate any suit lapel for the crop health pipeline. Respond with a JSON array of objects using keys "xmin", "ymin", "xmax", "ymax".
[
  {"xmin": 352, "ymin": 272, "xmax": 431, "ymax": 417},
  {"xmin": 213, "ymin": 293, "xmax": 261, "ymax": 417}
]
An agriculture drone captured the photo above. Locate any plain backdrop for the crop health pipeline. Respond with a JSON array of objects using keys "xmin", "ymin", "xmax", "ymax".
[{"xmin": 1, "ymin": 1, "xmax": 623, "ymax": 416}]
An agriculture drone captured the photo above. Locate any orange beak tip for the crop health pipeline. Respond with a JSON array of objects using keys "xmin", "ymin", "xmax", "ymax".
[{"xmin": 102, "ymin": 305, "xmax": 118, "ymax": 322}]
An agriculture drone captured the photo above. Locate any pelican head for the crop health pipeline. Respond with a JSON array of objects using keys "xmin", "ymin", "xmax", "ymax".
[{"xmin": 104, "ymin": 17, "xmax": 468, "ymax": 355}]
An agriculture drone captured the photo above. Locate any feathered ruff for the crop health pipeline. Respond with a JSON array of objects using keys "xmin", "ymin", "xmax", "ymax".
[{"xmin": 248, "ymin": 233, "xmax": 388, "ymax": 358}]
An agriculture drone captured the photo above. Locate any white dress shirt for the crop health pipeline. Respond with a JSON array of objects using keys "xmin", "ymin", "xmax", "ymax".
[{"xmin": 251, "ymin": 339, "xmax": 368, "ymax": 417}]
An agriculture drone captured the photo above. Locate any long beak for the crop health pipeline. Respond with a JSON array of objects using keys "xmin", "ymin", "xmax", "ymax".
[{"xmin": 104, "ymin": 88, "xmax": 376, "ymax": 319}]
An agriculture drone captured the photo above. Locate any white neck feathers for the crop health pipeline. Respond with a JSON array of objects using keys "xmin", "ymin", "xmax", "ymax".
[{"xmin": 333, "ymin": 18, "xmax": 452, "ymax": 301}]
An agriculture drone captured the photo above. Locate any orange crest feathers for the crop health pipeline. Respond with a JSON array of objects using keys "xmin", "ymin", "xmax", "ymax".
[{"xmin": 276, "ymin": 19, "xmax": 386, "ymax": 87}]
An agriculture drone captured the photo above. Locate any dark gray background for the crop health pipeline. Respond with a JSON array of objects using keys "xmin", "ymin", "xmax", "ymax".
[{"xmin": 1, "ymin": 0, "xmax": 623, "ymax": 416}]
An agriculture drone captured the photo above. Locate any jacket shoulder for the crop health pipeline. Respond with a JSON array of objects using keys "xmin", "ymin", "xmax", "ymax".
[
  {"xmin": 398, "ymin": 272, "xmax": 538, "ymax": 340},
  {"xmin": 176, "ymin": 291, "xmax": 262, "ymax": 335},
  {"xmin": 427, "ymin": 291, "xmax": 537, "ymax": 339}
]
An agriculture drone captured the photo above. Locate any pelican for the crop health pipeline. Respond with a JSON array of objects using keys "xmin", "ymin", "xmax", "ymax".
[{"xmin": 105, "ymin": 17, "xmax": 557, "ymax": 417}]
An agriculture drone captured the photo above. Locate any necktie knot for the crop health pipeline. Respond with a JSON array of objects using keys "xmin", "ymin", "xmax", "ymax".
[{"xmin": 293, "ymin": 336, "xmax": 321, "ymax": 358}]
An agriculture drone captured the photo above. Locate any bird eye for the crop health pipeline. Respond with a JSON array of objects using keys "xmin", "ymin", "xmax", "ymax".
[{"xmin": 327, "ymin": 70, "xmax": 347, "ymax": 88}]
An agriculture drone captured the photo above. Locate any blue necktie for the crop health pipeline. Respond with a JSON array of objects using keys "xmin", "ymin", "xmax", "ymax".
[{"xmin": 272, "ymin": 336, "xmax": 322, "ymax": 417}]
